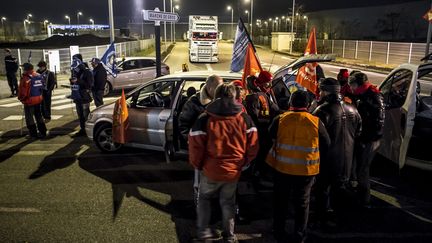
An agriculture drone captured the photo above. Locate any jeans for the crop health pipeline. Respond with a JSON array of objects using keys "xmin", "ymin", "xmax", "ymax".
[
  {"xmin": 273, "ymin": 170, "xmax": 315, "ymax": 243},
  {"xmin": 355, "ymin": 140, "xmax": 380, "ymax": 205},
  {"xmin": 75, "ymin": 102, "xmax": 90, "ymax": 130},
  {"xmin": 24, "ymin": 104, "xmax": 47, "ymax": 137},
  {"xmin": 6, "ymin": 72, "xmax": 18, "ymax": 95},
  {"xmin": 92, "ymin": 90, "xmax": 104, "ymax": 107},
  {"xmin": 41, "ymin": 90, "xmax": 52, "ymax": 119},
  {"xmin": 196, "ymin": 172, "xmax": 237, "ymax": 240}
]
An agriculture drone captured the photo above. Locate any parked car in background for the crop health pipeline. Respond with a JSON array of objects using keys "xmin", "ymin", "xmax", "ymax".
[
  {"xmin": 103, "ymin": 57, "xmax": 170, "ymax": 96},
  {"xmin": 86, "ymin": 70, "xmax": 242, "ymax": 161}
]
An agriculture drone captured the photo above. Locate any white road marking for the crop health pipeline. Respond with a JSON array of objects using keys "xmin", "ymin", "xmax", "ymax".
[
  {"xmin": 0, "ymin": 93, "xmax": 71, "ymax": 108},
  {"xmin": 51, "ymin": 99, "xmax": 74, "ymax": 105},
  {"xmin": 281, "ymin": 56, "xmax": 291, "ymax": 60},
  {"xmin": 2, "ymin": 115, "xmax": 23, "ymax": 121},
  {"xmin": 51, "ymin": 102, "xmax": 76, "ymax": 110},
  {"xmin": 205, "ymin": 64, "xmax": 213, "ymax": 71},
  {"xmin": 0, "ymin": 101, "xmax": 23, "ymax": 108},
  {"xmin": 49, "ymin": 115, "xmax": 63, "ymax": 120},
  {"xmin": 0, "ymin": 207, "xmax": 41, "ymax": 213}
]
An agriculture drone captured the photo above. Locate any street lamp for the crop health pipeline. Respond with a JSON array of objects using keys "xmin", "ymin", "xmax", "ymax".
[
  {"xmin": 89, "ymin": 18, "xmax": 94, "ymax": 25},
  {"xmin": 245, "ymin": 0, "xmax": 254, "ymax": 39},
  {"xmin": 27, "ymin": 14, "xmax": 32, "ymax": 21},
  {"xmin": 1, "ymin": 17, "xmax": 6, "ymax": 40},
  {"xmin": 23, "ymin": 19, "xmax": 30, "ymax": 36},
  {"xmin": 245, "ymin": 10, "xmax": 249, "ymax": 24},
  {"xmin": 65, "ymin": 15, "xmax": 71, "ymax": 25},
  {"xmin": 303, "ymin": 15, "xmax": 308, "ymax": 38},
  {"xmin": 173, "ymin": 5, "xmax": 179, "ymax": 43},
  {"xmin": 227, "ymin": 5, "xmax": 234, "ymax": 39},
  {"xmin": 43, "ymin": 19, "xmax": 49, "ymax": 34},
  {"xmin": 77, "ymin": 11, "xmax": 83, "ymax": 25}
]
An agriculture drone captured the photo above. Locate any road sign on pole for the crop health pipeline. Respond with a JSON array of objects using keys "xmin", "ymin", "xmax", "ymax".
[{"xmin": 143, "ymin": 10, "xmax": 179, "ymax": 22}]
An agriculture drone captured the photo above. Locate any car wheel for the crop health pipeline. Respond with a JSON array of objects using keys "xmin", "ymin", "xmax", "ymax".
[
  {"xmin": 94, "ymin": 123, "xmax": 122, "ymax": 153},
  {"xmin": 103, "ymin": 82, "xmax": 112, "ymax": 97}
]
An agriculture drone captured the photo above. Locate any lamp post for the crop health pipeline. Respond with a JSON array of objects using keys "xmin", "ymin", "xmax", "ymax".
[
  {"xmin": 245, "ymin": 10, "xmax": 249, "ymax": 24},
  {"xmin": 303, "ymin": 15, "xmax": 308, "ymax": 38},
  {"xmin": 77, "ymin": 11, "xmax": 83, "ymax": 25},
  {"xmin": 173, "ymin": 5, "xmax": 179, "ymax": 43},
  {"xmin": 43, "ymin": 20, "xmax": 49, "ymax": 34},
  {"xmin": 89, "ymin": 18, "xmax": 94, "ymax": 30},
  {"xmin": 245, "ymin": 0, "xmax": 254, "ymax": 39},
  {"xmin": 141, "ymin": 9, "xmax": 145, "ymax": 39},
  {"xmin": 65, "ymin": 15, "xmax": 71, "ymax": 25},
  {"xmin": 1, "ymin": 17, "xmax": 6, "ymax": 40},
  {"xmin": 27, "ymin": 14, "xmax": 32, "ymax": 21},
  {"xmin": 269, "ymin": 18, "xmax": 273, "ymax": 32},
  {"xmin": 227, "ymin": 5, "xmax": 234, "ymax": 39}
]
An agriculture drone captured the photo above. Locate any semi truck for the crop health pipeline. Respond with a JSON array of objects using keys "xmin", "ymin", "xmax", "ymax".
[{"xmin": 188, "ymin": 15, "xmax": 219, "ymax": 63}]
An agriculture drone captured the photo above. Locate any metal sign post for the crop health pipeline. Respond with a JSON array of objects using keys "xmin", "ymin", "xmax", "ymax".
[{"xmin": 143, "ymin": 8, "xmax": 179, "ymax": 77}]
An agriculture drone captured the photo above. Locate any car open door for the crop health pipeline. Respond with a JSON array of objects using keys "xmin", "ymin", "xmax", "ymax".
[{"xmin": 378, "ymin": 64, "xmax": 418, "ymax": 169}]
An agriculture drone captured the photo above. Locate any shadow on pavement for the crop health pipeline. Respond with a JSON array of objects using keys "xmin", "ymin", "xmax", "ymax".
[
  {"xmin": 28, "ymin": 120, "xmax": 89, "ymax": 180},
  {"xmin": 0, "ymin": 129, "xmax": 34, "ymax": 163}
]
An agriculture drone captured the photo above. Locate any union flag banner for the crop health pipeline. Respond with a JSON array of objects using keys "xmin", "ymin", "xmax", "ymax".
[
  {"xmin": 423, "ymin": 9, "xmax": 432, "ymax": 22},
  {"xmin": 296, "ymin": 27, "xmax": 319, "ymax": 94},
  {"xmin": 242, "ymin": 43, "xmax": 263, "ymax": 86},
  {"xmin": 112, "ymin": 89, "xmax": 129, "ymax": 144}
]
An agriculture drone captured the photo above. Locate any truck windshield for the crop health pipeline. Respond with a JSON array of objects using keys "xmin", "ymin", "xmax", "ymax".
[{"xmin": 192, "ymin": 32, "xmax": 217, "ymax": 40}]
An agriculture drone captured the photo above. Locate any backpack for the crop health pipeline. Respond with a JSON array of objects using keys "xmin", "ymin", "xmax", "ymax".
[{"xmin": 29, "ymin": 74, "xmax": 44, "ymax": 97}]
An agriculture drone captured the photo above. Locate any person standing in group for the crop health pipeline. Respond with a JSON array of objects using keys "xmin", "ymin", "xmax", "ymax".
[
  {"xmin": 189, "ymin": 83, "xmax": 259, "ymax": 242},
  {"xmin": 179, "ymin": 74, "xmax": 223, "ymax": 141},
  {"xmin": 312, "ymin": 78, "xmax": 362, "ymax": 224},
  {"xmin": 266, "ymin": 90, "xmax": 330, "ymax": 243},
  {"xmin": 18, "ymin": 63, "xmax": 47, "ymax": 139},
  {"xmin": 90, "ymin": 58, "xmax": 107, "ymax": 107},
  {"xmin": 36, "ymin": 61, "xmax": 56, "ymax": 123},
  {"xmin": 70, "ymin": 54, "xmax": 94, "ymax": 137},
  {"xmin": 244, "ymin": 71, "xmax": 279, "ymax": 184},
  {"xmin": 337, "ymin": 69, "xmax": 354, "ymax": 103},
  {"xmin": 4, "ymin": 49, "xmax": 19, "ymax": 97},
  {"xmin": 349, "ymin": 72, "xmax": 385, "ymax": 208}
]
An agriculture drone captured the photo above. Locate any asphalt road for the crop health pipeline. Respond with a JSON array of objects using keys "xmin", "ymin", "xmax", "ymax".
[{"xmin": 0, "ymin": 41, "xmax": 432, "ymax": 242}]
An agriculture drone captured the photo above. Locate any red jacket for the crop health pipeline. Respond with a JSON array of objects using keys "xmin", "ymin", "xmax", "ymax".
[
  {"xmin": 18, "ymin": 71, "xmax": 43, "ymax": 106},
  {"xmin": 188, "ymin": 98, "xmax": 259, "ymax": 182}
]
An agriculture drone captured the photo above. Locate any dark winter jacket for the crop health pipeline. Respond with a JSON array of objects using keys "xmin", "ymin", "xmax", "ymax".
[
  {"xmin": 73, "ymin": 64, "xmax": 94, "ymax": 104},
  {"xmin": 179, "ymin": 89, "xmax": 212, "ymax": 141},
  {"xmin": 37, "ymin": 69, "xmax": 56, "ymax": 92},
  {"xmin": 92, "ymin": 63, "xmax": 107, "ymax": 91},
  {"xmin": 188, "ymin": 98, "xmax": 259, "ymax": 182},
  {"xmin": 353, "ymin": 84, "xmax": 385, "ymax": 142},
  {"xmin": 313, "ymin": 94, "xmax": 362, "ymax": 180},
  {"xmin": 4, "ymin": 55, "xmax": 18, "ymax": 73},
  {"xmin": 245, "ymin": 91, "xmax": 280, "ymax": 128}
]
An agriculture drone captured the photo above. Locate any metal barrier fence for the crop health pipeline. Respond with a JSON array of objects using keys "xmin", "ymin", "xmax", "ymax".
[
  {"xmin": 294, "ymin": 38, "xmax": 425, "ymax": 66},
  {"xmin": 0, "ymin": 39, "xmax": 155, "ymax": 75}
]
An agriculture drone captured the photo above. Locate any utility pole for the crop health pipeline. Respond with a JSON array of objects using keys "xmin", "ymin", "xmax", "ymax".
[{"xmin": 108, "ymin": 0, "xmax": 115, "ymax": 43}]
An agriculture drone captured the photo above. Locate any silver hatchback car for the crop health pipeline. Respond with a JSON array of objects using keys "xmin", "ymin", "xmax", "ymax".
[
  {"xmin": 104, "ymin": 57, "xmax": 170, "ymax": 96},
  {"xmin": 86, "ymin": 70, "xmax": 242, "ymax": 160}
]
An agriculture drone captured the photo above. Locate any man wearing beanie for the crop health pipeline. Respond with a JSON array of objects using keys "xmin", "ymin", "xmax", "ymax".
[
  {"xmin": 312, "ymin": 78, "xmax": 362, "ymax": 224},
  {"xmin": 337, "ymin": 69, "xmax": 353, "ymax": 103},
  {"xmin": 91, "ymin": 57, "xmax": 107, "ymax": 107},
  {"xmin": 349, "ymin": 72, "xmax": 385, "ymax": 208},
  {"xmin": 266, "ymin": 90, "xmax": 330, "ymax": 243}
]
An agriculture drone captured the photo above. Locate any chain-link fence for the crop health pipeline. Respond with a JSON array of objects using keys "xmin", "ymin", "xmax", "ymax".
[{"xmin": 0, "ymin": 39, "xmax": 155, "ymax": 75}]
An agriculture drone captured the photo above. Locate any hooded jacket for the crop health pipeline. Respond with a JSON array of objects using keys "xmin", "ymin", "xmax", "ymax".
[
  {"xmin": 179, "ymin": 84, "xmax": 213, "ymax": 140},
  {"xmin": 313, "ymin": 94, "xmax": 362, "ymax": 180},
  {"xmin": 188, "ymin": 98, "xmax": 259, "ymax": 182},
  {"xmin": 92, "ymin": 63, "xmax": 107, "ymax": 91}
]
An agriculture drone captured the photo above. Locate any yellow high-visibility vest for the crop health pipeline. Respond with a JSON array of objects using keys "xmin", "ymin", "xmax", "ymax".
[{"xmin": 266, "ymin": 111, "xmax": 320, "ymax": 176}]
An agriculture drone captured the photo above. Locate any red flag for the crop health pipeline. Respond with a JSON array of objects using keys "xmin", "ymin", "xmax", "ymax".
[
  {"xmin": 423, "ymin": 9, "xmax": 432, "ymax": 22},
  {"xmin": 295, "ymin": 27, "xmax": 319, "ymax": 94},
  {"xmin": 242, "ymin": 43, "xmax": 263, "ymax": 87},
  {"xmin": 112, "ymin": 89, "xmax": 129, "ymax": 144}
]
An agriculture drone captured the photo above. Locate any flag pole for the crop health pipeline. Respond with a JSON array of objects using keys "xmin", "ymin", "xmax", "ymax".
[{"xmin": 240, "ymin": 17, "xmax": 256, "ymax": 53}]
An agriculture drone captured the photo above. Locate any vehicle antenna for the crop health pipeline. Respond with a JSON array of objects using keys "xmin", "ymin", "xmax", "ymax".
[{"xmin": 268, "ymin": 52, "xmax": 276, "ymax": 72}]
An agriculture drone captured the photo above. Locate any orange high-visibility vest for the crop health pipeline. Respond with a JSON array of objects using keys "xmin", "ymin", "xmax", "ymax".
[{"xmin": 266, "ymin": 111, "xmax": 320, "ymax": 176}]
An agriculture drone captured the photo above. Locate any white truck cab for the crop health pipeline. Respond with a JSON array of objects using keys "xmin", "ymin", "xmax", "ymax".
[{"xmin": 188, "ymin": 15, "xmax": 219, "ymax": 63}]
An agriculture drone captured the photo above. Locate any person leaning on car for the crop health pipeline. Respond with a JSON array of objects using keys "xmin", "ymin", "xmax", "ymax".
[
  {"xmin": 312, "ymin": 78, "xmax": 362, "ymax": 223},
  {"xmin": 349, "ymin": 72, "xmax": 385, "ymax": 208},
  {"xmin": 90, "ymin": 58, "xmax": 107, "ymax": 107},
  {"xmin": 179, "ymin": 74, "xmax": 223, "ymax": 141}
]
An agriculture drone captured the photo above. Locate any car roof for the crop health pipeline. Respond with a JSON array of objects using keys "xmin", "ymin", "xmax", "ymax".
[
  {"xmin": 274, "ymin": 54, "xmax": 336, "ymax": 79},
  {"xmin": 117, "ymin": 57, "xmax": 156, "ymax": 61},
  {"xmin": 153, "ymin": 70, "xmax": 242, "ymax": 80}
]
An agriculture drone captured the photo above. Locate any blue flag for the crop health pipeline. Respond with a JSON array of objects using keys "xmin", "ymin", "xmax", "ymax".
[
  {"xmin": 101, "ymin": 42, "xmax": 118, "ymax": 77},
  {"xmin": 230, "ymin": 19, "xmax": 250, "ymax": 72}
]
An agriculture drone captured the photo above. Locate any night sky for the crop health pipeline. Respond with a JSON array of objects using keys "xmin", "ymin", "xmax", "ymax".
[{"xmin": 0, "ymin": 0, "xmax": 425, "ymax": 26}]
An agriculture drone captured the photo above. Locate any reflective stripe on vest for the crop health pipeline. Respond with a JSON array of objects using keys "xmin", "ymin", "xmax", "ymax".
[{"xmin": 266, "ymin": 111, "xmax": 320, "ymax": 176}]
